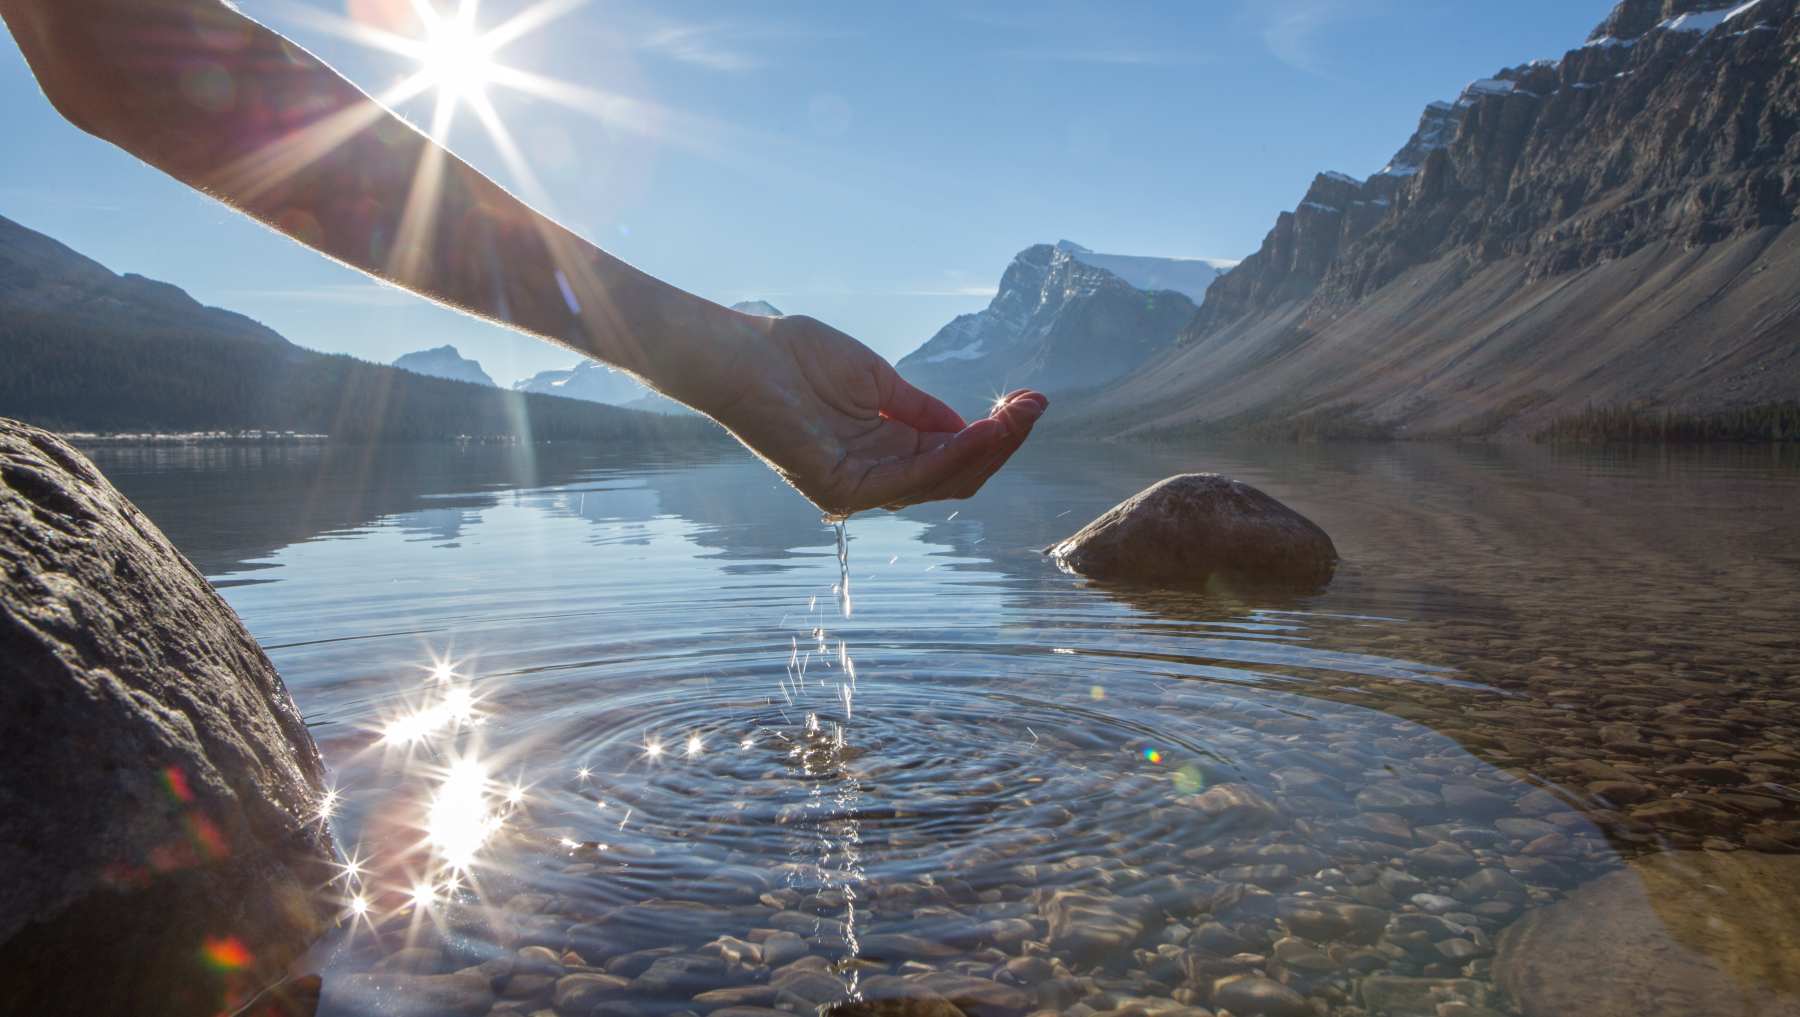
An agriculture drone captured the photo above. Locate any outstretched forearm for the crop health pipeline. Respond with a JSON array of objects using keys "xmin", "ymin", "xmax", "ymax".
[
  {"xmin": 0, "ymin": 0, "xmax": 756, "ymax": 406},
  {"xmin": 2, "ymin": 0, "xmax": 1049, "ymax": 514}
]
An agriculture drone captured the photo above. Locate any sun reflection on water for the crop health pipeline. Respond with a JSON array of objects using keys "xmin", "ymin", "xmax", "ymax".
[
  {"xmin": 426, "ymin": 756, "xmax": 498, "ymax": 873},
  {"xmin": 323, "ymin": 524, "xmax": 873, "ymax": 966}
]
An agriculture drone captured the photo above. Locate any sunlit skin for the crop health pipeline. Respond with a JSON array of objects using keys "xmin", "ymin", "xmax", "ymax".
[{"xmin": 0, "ymin": 0, "xmax": 1047, "ymax": 516}]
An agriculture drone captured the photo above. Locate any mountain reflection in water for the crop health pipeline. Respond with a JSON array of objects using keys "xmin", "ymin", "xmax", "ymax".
[{"xmin": 88, "ymin": 439, "xmax": 1800, "ymax": 1017}]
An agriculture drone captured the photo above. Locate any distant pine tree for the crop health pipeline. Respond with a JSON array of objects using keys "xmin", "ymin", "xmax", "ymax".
[{"xmin": 1534, "ymin": 402, "xmax": 1800, "ymax": 444}]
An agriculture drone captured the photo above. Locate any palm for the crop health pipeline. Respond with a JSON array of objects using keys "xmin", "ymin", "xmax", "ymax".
[{"xmin": 711, "ymin": 315, "xmax": 1046, "ymax": 517}]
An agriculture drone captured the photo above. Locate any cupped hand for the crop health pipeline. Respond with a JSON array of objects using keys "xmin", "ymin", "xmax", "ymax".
[{"xmin": 703, "ymin": 313, "xmax": 1047, "ymax": 517}]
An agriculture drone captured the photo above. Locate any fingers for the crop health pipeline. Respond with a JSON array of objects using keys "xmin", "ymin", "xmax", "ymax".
[
  {"xmin": 878, "ymin": 371, "xmax": 967, "ymax": 434},
  {"xmin": 886, "ymin": 391, "xmax": 1048, "ymax": 507},
  {"xmin": 940, "ymin": 390, "xmax": 1045, "ymax": 498},
  {"xmin": 837, "ymin": 389, "xmax": 1047, "ymax": 513},
  {"xmin": 855, "ymin": 417, "xmax": 1009, "ymax": 511}
]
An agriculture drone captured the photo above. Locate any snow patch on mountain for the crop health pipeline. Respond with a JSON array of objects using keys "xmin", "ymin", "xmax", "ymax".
[
  {"xmin": 513, "ymin": 360, "xmax": 646, "ymax": 405},
  {"xmin": 1662, "ymin": 0, "xmax": 1766, "ymax": 33},
  {"xmin": 1051, "ymin": 240, "xmax": 1235, "ymax": 303}
]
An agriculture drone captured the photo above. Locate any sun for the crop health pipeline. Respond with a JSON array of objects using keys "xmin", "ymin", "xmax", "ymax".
[{"xmin": 416, "ymin": 4, "xmax": 495, "ymax": 104}]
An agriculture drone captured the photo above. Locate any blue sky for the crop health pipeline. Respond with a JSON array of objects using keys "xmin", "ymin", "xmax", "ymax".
[{"xmin": 1, "ymin": 0, "xmax": 1605, "ymax": 384}]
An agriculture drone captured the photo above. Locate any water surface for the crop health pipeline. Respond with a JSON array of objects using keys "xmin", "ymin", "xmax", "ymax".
[{"xmin": 91, "ymin": 440, "xmax": 1800, "ymax": 1017}]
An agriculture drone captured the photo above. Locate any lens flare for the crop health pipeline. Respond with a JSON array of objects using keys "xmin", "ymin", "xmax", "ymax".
[
  {"xmin": 685, "ymin": 732, "xmax": 704, "ymax": 758},
  {"xmin": 200, "ymin": 936, "xmax": 252, "ymax": 972}
]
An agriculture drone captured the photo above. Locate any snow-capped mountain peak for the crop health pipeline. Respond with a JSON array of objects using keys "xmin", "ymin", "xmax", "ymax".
[
  {"xmin": 1051, "ymin": 240, "xmax": 1236, "ymax": 303},
  {"xmin": 895, "ymin": 242, "xmax": 1222, "ymax": 416}
]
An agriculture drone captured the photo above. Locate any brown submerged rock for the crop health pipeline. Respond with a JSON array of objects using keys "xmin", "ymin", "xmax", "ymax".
[
  {"xmin": 0, "ymin": 420, "xmax": 336, "ymax": 1016},
  {"xmin": 1048, "ymin": 475, "xmax": 1336, "ymax": 590},
  {"xmin": 1495, "ymin": 850, "xmax": 1800, "ymax": 1017}
]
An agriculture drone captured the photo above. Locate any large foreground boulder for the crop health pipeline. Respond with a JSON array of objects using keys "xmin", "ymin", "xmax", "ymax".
[
  {"xmin": 1048, "ymin": 474, "xmax": 1337, "ymax": 590},
  {"xmin": 1494, "ymin": 850, "xmax": 1800, "ymax": 1017},
  {"xmin": 0, "ymin": 419, "xmax": 336, "ymax": 1016}
]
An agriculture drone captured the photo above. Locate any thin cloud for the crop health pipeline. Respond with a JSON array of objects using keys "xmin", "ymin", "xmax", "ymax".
[
  {"xmin": 638, "ymin": 21, "xmax": 854, "ymax": 72},
  {"xmin": 640, "ymin": 24, "xmax": 763, "ymax": 72},
  {"xmin": 219, "ymin": 283, "xmax": 417, "ymax": 307},
  {"xmin": 0, "ymin": 187, "xmax": 125, "ymax": 213},
  {"xmin": 743, "ymin": 285, "xmax": 998, "ymax": 300},
  {"xmin": 893, "ymin": 286, "xmax": 999, "ymax": 298},
  {"xmin": 1256, "ymin": 0, "xmax": 1371, "ymax": 78},
  {"xmin": 999, "ymin": 48, "xmax": 1194, "ymax": 67}
]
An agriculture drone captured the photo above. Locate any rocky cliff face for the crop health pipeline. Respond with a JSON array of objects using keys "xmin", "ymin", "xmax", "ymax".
[
  {"xmin": 897, "ymin": 244, "xmax": 1200, "ymax": 417},
  {"xmin": 1068, "ymin": 0, "xmax": 1800, "ymax": 438},
  {"xmin": 1199, "ymin": 0, "xmax": 1798, "ymax": 332}
]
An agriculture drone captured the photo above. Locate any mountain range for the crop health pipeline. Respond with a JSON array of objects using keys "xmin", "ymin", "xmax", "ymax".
[
  {"xmin": 392, "ymin": 345, "xmax": 496, "ymax": 388},
  {"xmin": 5, "ymin": 0, "xmax": 1793, "ymax": 444},
  {"xmin": 0, "ymin": 214, "xmax": 718, "ymax": 442},
  {"xmin": 901, "ymin": 0, "xmax": 1800, "ymax": 439}
]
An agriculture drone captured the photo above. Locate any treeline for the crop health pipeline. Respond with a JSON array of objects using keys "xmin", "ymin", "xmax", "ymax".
[
  {"xmin": 1534, "ymin": 402, "xmax": 1800, "ymax": 444},
  {"xmin": 0, "ymin": 310, "xmax": 722, "ymax": 443}
]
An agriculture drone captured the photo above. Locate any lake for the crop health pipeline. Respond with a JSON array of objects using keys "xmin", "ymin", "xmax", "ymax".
[{"xmin": 88, "ymin": 438, "xmax": 1800, "ymax": 1017}]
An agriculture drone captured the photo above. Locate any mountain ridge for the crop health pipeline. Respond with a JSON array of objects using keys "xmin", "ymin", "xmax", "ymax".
[
  {"xmin": 0, "ymin": 213, "xmax": 720, "ymax": 442},
  {"xmin": 392, "ymin": 344, "xmax": 497, "ymax": 388},
  {"xmin": 1056, "ymin": 0, "xmax": 1800, "ymax": 439}
]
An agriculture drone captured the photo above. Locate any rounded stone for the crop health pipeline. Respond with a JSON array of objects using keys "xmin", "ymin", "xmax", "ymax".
[
  {"xmin": 554, "ymin": 972, "xmax": 631, "ymax": 1012},
  {"xmin": 1209, "ymin": 974, "xmax": 1311, "ymax": 1017},
  {"xmin": 1495, "ymin": 851, "xmax": 1800, "ymax": 1017},
  {"xmin": 1047, "ymin": 474, "xmax": 1337, "ymax": 590}
]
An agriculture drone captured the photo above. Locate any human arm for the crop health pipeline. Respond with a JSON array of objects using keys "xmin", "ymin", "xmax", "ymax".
[{"xmin": 0, "ymin": 0, "xmax": 1045, "ymax": 514}]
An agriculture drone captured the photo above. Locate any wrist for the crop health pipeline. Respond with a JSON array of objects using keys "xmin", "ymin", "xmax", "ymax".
[{"xmin": 619, "ymin": 295, "xmax": 776, "ymax": 416}]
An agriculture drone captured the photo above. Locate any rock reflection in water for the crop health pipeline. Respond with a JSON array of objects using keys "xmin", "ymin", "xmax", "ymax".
[{"xmin": 83, "ymin": 439, "xmax": 1800, "ymax": 1017}]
